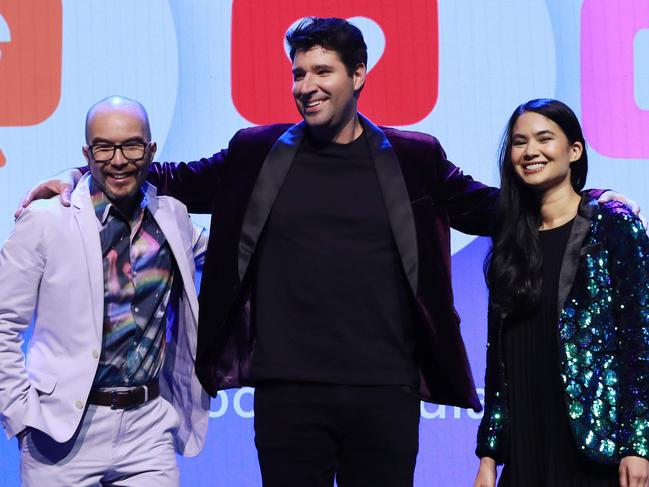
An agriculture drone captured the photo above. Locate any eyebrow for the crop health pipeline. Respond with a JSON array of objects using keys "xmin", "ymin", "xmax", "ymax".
[
  {"xmin": 292, "ymin": 64, "xmax": 334, "ymax": 74},
  {"xmin": 90, "ymin": 136, "xmax": 147, "ymax": 145},
  {"xmin": 512, "ymin": 129, "xmax": 556, "ymax": 139},
  {"xmin": 310, "ymin": 64, "xmax": 333, "ymax": 70}
]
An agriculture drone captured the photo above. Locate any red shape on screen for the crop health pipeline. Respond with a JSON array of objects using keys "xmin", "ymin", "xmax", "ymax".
[{"xmin": 231, "ymin": 0, "xmax": 438, "ymax": 126}]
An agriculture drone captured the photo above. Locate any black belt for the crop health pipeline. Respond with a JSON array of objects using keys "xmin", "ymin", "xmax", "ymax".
[{"xmin": 88, "ymin": 380, "xmax": 160, "ymax": 409}]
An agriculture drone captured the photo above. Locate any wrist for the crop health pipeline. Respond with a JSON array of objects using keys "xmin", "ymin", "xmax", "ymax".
[{"xmin": 480, "ymin": 457, "xmax": 496, "ymax": 467}]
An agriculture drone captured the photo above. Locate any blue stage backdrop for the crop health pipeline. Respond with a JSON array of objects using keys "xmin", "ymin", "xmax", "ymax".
[{"xmin": 1, "ymin": 1, "xmax": 648, "ymax": 485}]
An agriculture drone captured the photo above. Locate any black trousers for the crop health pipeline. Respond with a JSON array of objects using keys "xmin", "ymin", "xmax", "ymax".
[{"xmin": 253, "ymin": 383, "xmax": 421, "ymax": 487}]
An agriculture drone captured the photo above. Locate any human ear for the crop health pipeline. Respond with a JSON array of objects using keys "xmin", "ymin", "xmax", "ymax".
[
  {"xmin": 82, "ymin": 145, "xmax": 91, "ymax": 165},
  {"xmin": 569, "ymin": 141, "xmax": 584, "ymax": 163},
  {"xmin": 353, "ymin": 63, "xmax": 366, "ymax": 92}
]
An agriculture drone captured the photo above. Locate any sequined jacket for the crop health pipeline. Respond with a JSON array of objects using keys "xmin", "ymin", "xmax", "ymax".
[{"xmin": 476, "ymin": 195, "xmax": 649, "ymax": 465}]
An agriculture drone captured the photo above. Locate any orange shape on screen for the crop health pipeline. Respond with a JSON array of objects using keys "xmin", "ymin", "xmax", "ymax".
[{"xmin": 0, "ymin": 0, "xmax": 62, "ymax": 126}]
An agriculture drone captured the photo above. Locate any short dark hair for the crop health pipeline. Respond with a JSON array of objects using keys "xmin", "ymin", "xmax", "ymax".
[{"xmin": 286, "ymin": 17, "xmax": 368, "ymax": 76}]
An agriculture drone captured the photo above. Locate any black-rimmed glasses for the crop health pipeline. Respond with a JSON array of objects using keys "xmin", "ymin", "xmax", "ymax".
[{"xmin": 88, "ymin": 141, "xmax": 150, "ymax": 163}]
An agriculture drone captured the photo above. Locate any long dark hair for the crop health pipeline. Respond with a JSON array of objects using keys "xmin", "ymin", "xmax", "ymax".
[{"xmin": 485, "ymin": 98, "xmax": 588, "ymax": 317}]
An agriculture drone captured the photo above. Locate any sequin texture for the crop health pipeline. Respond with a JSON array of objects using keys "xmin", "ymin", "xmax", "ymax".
[{"xmin": 477, "ymin": 200, "xmax": 649, "ymax": 464}]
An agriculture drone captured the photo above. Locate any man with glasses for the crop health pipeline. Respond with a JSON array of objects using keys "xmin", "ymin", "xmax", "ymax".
[{"xmin": 0, "ymin": 96, "xmax": 209, "ymax": 486}]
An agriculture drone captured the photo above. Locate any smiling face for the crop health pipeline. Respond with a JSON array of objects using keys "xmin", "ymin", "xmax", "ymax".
[
  {"xmin": 510, "ymin": 111, "xmax": 583, "ymax": 192},
  {"xmin": 292, "ymin": 46, "xmax": 366, "ymax": 143},
  {"xmin": 83, "ymin": 103, "xmax": 156, "ymax": 210}
]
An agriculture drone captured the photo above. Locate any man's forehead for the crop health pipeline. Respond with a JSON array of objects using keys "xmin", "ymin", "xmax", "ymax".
[
  {"xmin": 293, "ymin": 45, "xmax": 343, "ymax": 63},
  {"xmin": 87, "ymin": 108, "xmax": 148, "ymax": 140},
  {"xmin": 88, "ymin": 110, "xmax": 144, "ymax": 129},
  {"xmin": 91, "ymin": 104, "xmax": 144, "ymax": 120}
]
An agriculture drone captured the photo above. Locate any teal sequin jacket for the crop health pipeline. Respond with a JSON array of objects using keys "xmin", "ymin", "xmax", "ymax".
[{"xmin": 476, "ymin": 196, "xmax": 649, "ymax": 465}]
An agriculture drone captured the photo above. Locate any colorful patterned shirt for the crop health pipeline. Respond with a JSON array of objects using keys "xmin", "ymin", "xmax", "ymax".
[{"xmin": 90, "ymin": 179, "xmax": 175, "ymax": 387}]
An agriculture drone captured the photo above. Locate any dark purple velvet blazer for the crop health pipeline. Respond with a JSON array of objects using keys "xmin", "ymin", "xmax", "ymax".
[{"xmin": 149, "ymin": 114, "xmax": 499, "ymax": 411}]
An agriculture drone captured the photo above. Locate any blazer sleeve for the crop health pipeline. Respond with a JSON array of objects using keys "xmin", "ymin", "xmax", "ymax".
[
  {"xmin": 146, "ymin": 129, "xmax": 250, "ymax": 214},
  {"xmin": 602, "ymin": 203, "xmax": 649, "ymax": 459},
  {"xmin": 147, "ymin": 152, "xmax": 227, "ymax": 214},
  {"xmin": 431, "ymin": 140, "xmax": 500, "ymax": 236},
  {"xmin": 0, "ymin": 205, "xmax": 47, "ymax": 438},
  {"xmin": 475, "ymin": 305, "xmax": 508, "ymax": 463},
  {"xmin": 432, "ymin": 137, "xmax": 606, "ymax": 236}
]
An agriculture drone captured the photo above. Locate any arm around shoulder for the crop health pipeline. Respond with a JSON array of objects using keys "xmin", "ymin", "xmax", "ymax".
[
  {"xmin": 15, "ymin": 167, "xmax": 83, "ymax": 218},
  {"xmin": 148, "ymin": 128, "xmax": 254, "ymax": 214},
  {"xmin": 429, "ymin": 136, "xmax": 499, "ymax": 236}
]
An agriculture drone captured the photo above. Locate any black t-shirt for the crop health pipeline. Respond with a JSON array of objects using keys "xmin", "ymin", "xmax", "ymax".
[{"xmin": 251, "ymin": 132, "xmax": 418, "ymax": 386}]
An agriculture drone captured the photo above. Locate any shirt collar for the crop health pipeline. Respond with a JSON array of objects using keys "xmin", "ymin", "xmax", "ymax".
[{"xmin": 89, "ymin": 177, "xmax": 150, "ymax": 226}]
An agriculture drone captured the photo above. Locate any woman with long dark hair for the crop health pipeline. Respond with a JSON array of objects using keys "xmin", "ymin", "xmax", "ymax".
[{"xmin": 474, "ymin": 99, "xmax": 649, "ymax": 487}]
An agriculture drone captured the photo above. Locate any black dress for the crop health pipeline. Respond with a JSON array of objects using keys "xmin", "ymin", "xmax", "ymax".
[{"xmin": 498, "ymin": 219, "xmax": 619, "ymax": 487}]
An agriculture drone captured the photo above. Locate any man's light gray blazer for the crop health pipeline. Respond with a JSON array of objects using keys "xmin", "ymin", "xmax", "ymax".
[{"xmin": 0, "ymin": 174, "xmax": 210, "ymax": 457}]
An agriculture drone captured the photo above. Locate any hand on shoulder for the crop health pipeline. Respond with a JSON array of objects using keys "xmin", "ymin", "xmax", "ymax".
[{"xmin": 15, "ymin": 168, "xmax": 83, "ymax": 219}]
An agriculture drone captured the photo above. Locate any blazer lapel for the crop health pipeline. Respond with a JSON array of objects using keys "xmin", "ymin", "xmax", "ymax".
[
  {"xmin": 360, "ymin": 114, "xmax": 419, "ymax": 295},
  {"xmin": 238, "ymin": 122, "xmax": 305, "ymax": 281},
  {"xmin": 71, "ymin": 176, "xmax": 104, "ymax": 333},
  {"xmin": 557, "ymin": 195, "xmax": 596, "ymax": 313},
  {"xmin": 236, "ymin": 116, "xmax": 419, "ymax": 294},
  {"xmin": 147, "ymin": 188, "xmax": 199, "ymax": 322}
]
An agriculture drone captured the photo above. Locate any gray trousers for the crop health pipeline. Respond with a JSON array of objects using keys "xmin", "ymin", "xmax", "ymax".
[{"xmin": 20, "ymin": 396, "xmax": 180, "ymax": 487}]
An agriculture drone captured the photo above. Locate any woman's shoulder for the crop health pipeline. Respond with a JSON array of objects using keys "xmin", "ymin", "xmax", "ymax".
[{"xmin": 589, "ymin": 200, "xmax": 645, "ymax": 242}]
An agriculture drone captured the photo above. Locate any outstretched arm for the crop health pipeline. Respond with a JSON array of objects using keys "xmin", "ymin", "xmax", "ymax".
[
  {"xmin": 441, "ymin": 164, "xmax": 642, "ymax": 237},
  {"xmin": 14, "ymin": 128, "xmax": 246, "ymax": 217},
  {"xmin": 430, "ymin": 140, "xmax": 499, "ymax": 236},
  {"xmin": 14, "ymin": 147, "xmax": 228, "ymax": 218},
  {"xmin": 147, "ymin": 149, "xmax": 228, "ymax": 214}
]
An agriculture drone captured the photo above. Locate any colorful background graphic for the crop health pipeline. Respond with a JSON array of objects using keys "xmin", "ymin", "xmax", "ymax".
[{"xmin": 0, "ymin": 1, "xmax": 647, "ymax": 485}]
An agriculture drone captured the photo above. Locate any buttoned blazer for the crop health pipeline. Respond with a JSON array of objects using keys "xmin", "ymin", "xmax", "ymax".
[
  {"xmin": 0, "ymin": 174, "xmax": 210, "ymax": 457},
  {"xmin": 150, "ymin": 114, "xmax": 499, "ymax": 411}
]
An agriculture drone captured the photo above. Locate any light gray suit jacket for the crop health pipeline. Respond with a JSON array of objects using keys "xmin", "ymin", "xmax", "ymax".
[{"xmin": 0, "ymin": 174, "xmax": 210, "ymax": 457}]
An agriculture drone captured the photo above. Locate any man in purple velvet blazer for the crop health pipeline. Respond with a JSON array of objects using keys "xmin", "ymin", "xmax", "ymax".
[{"xmin": 147, "ymin": 17, "xmax": 497, "ymax": 486}]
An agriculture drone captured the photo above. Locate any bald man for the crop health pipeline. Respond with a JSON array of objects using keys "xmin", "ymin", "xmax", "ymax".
[{"xmin": 0, "ymin": 96, "xmax": 209, "ymax": 486}]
